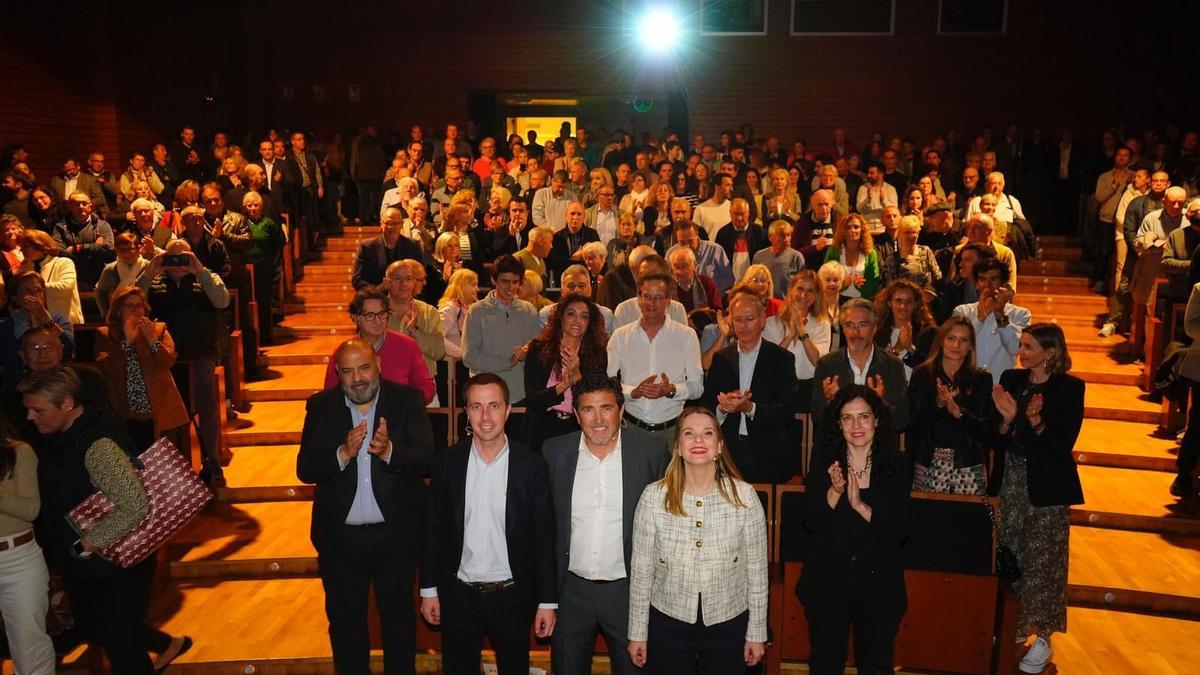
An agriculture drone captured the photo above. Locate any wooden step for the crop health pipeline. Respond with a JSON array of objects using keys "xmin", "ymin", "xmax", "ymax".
[
  {"xmin": 301, "ymin": 265, "xmax": 356, "ymax": 281},
  {"xmin": 1038, "ymin": 235, "xmax": 1082, "ymax": 247},
  {"xmin": 168, "ymin": 501, "xmax": 316, "ymax": 579},
  {"xmin": 315, "ymin": 249, "xmax": 357, "ymax": 264},
  {"xmin": 1018, "ymin": 291, "xmax": 1109, "ymax": 312},
  {"xmin": 1019, "ymin": 258, "xmax": 1090, "ymax": 276},
  {"xmin": 1040, "ymin": 246, "xmax": 1087, "ymax": 261},
  {"xmin": 1068, "ymin": 528, "xmax": 1200, "ymax": 619},
  {"xmin": 1083, "ymin": 382, "xmax": 1161, "ymax": 424},
  {"xmin": 226, "ymin": 400, "xmax": 308, "ymax": 445},
  {"xmin": 289, "ymin": 286, "xmax": 358, "ymax": 304},
  {"xmin": 277, "ymin": 309, "xmax": 356, "ymax": 336},
  {"xmin": 1061, "ymin": 324, "xmax": 1128, "ymax": 354},
  {"xmin": 1074, "ymin": 465, "xmax": 1200, "ymax": 535},
  {"xmin": 1074, "ymin": 419, "xmax": 1178, "ymax": 472},
  {"xmin": 220, "ymin": 443, "xmax": 312, "ymax": 503},
  {"xmin": 1055, "ymin": 606, "xmax": 1200, "ymax": 673},
  {"xmin": 244, "ymin": 364, "xmax": 327, "ymax": 402},
  {"xmin": 1020, "ymin": 274, "xmax": 1096, "ymax": 292},
  {"xmin": 284, "ymin": 300, "xmax": 351, "ymax": 314},
  {"xmin": 323, "ymin": 238, "xmax": 363, "ymax": 252},
  {"xmin": 263, "ymin": 335, "xmax": 344, "ymax": 365},
  {"xmin": 1070, "ymin": 352, "xmax": 1142, "ymax": 386}
]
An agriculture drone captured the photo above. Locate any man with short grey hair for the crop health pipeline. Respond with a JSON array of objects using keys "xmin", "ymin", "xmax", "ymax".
[{"xmin": 810, "ymin": 298, "xmax": 908, "ymax": 430}]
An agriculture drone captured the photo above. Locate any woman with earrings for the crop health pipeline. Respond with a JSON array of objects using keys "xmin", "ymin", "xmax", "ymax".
[
  {"xmin": 798, "ymin": 385, "xmax": 910, "ymax": 675},
  {"xmin": 991, "ymin": 323, "xmax": 1084, "ymax": 674},
  {"xmin": 627, "ymin": 406, "xmax": 768, "ymax": 673}
]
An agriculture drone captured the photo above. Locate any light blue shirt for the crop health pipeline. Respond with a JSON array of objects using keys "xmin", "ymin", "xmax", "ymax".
[
  {"xmin": 342, "ymin": 395, "xmax": 386, "ymax": 525},
  {"xmin": 716, "ymin": 338, "xmax": 760, "ymax": 435}
]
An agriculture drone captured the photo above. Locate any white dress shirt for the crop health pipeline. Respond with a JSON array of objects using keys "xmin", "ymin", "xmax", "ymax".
[
  {"xmin": 613, "ymin": 297, "xmax": 688, "ymax": 327},
  {"xmin": 569, "ymin": 436, "xmax": 626, "ymax": 581},
  {"xmin": 458, "ymin": 440, "xmax": 513, "ymax": 583},
  {"xmin": 607, "ymin": 318, "xmax": 705, "ymax": 424},
  {"xmin": 848, "ymin": 346, "xmax": 876, "ymax": 385},
  {"xmin": 965, "ymin": 193, "xmax": 1026, "ymax": 224},
  {"xmin": 953, "ymin": 302, "xmax": 1031, "ymax": 384},
  {"xmin": 593, "ymin": 207, "xmax": 619, "ymax": 246},
  {"xmin": 340, "ymin": 395, "xmax": 386, "ymax": 525}
]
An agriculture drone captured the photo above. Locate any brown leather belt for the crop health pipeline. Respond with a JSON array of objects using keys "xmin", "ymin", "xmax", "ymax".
[{"xmin": 0, "ymin": 531, "xmax": 34, "ymax": 552}]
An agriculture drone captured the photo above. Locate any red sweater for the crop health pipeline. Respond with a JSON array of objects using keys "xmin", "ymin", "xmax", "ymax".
[{"xmin": 323, "ymin": 330, "xmax": 435, "ymax": 403}]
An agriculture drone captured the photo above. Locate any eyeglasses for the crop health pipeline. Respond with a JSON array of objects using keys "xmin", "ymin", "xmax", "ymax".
[
  {"xmin": 355, "ymin": 311, "xmax": 390, "ymax": 321},
  {"xmin": 24, "ymin": 343, "xmax": 60, "ymax": 353}
]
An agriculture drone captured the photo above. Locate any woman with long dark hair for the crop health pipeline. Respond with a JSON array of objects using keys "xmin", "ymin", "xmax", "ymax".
[
  {"xmin": 21, "ymin": 367, "xmax": 191, "ymax": 673},
  {"xmin": 908, "ymin": 317, "xmax": 995, "ymax": 494},
  {"xmin": 991, "ymin": 323, "xmax": 1084, "ymax": 674},
  {"xmin": 27, "ymin": 185, "xmax": 59, "ymax": 233},
  {"xmin": 873, "ymin": 278, "xmax": 938, "ymax": 380},
  {"xmin": 522, "ymin": 294, "xmax": 608, "ymax": 453},
  {"xmin": 798, "ymin": 385, "xmax": 910, "ymax": 675},
  {"xmin": 627, "ymin": 406, "xmax": 768, "ymax": 672},
  {"xmin": 0, "ymin": 416, "xmax": 55, "ymax": 671}
]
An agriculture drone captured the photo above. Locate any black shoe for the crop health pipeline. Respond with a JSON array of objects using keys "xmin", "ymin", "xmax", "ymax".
[
  {"xmin": 155, "ymin": 635, "xmax": 193, "ymax": 673},
  {"xmin": 1170, "ymin": 475, "xmax": 1191, "ymax": 498}
]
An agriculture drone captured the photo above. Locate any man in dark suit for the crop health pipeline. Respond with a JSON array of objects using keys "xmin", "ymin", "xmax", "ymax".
[
  {"xmin": 543, "ymin": 376, "xmax": 668, "ymax": 675},
  {"xmin": 811, "ymin": 298, "xmax": 909, "ymax": 432},
  {"xmin": 286, "ymin": 131, "xmax": 325, "ymax": 245},
  {"xmin": 49, "ymin": 157, "xmax": 109, "ymax": 218},
  {"xmin": 701, "ymin": 290, "xmax": 800, "ymax": 484},
  {"xmin": 296, "ymin": 338, "xmax": 434, "ymax": 675},
  {"xmin": 420, "ymin": 373, "xmax": 557, "ymax": 675},
  {"xmin": 351, "ymin": 207, "xmax": 424, "ymax": 289},
  {"xmin": 548, "ymin": 201, "xmax": 600, "ymax": 279}
]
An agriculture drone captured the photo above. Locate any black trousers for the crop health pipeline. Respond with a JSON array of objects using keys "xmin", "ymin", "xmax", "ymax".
[
  {"xmin": 1179, "ymin": 380, "xmax": 1200, "ymax": 487},
  {"xmin": 552, "ymin": 574, "xmax": 634, "ymax": 675},
  {"xmin": 646, "ymin": 604, "xmax": 748, "ymax": 675},
  {"xmin": 66, "ymin": 557, "xmax": 171, "ymax": 675},
  {"xmin": 317, "ymin": 523, "xmax": 418, "ymax": 675},
  {"xmin": 440, "ymin": 579, "xmax": 532, "ymax": 675},
  {"xmin": 804, "ymin": 599, "xmax": 903, "ymax": 675},
  {"xmin": 251, "ymin": 261, "xmax": 275, "ymax": 345}
]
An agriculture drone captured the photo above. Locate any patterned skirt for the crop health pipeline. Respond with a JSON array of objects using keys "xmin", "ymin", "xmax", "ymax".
[
  {"xmin": 913, "ymin": 448, "xmax": 987, "ymax": 495},
  {"xmin": 997, "ymin": 451, "xmax": 1070, "ymax": 636}
]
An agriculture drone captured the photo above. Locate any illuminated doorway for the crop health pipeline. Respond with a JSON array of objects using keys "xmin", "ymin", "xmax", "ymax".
[{"xmin": 507, "ymin": 116, "xmax": 578, "ymax": 144}]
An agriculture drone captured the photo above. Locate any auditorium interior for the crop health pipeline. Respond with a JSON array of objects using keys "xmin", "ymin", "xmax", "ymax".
[{"xmin": 2, "ymin": 0, "xmax": 1199, "ymax": 673}]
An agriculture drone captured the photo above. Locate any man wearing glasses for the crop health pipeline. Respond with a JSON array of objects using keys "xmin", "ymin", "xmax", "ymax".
[
  {"xmin": 811, "ymin": 298, "xmax": 909, "ymax": 432},
  {"xmin": 323, "ymin": 287, "xmax": 435, "ymax": 404}
]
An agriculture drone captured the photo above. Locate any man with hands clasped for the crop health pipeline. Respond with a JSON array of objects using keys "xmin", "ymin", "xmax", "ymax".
[
  {"xmin": 811, "ymin": 299, "xmax": 909, "ymax": 433},
  {"xmin": 296, "ymin": 338, "xmax": 434, "ymax": 675}
]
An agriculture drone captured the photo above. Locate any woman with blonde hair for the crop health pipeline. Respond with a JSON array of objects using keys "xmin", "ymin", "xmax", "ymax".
[
  {"xmin": 437, "ymin": 267, "xmax": 479, "ymax": 360},
  {"xmin": 883, "ymin": 214, "xmax": 941, "ymax": 299},
  {"xmin": 628, "ymin": 406, "xmax": 768, "ymax": 672},
  {"xmin": 765, "ymin": 270, "xmax": 832, "ymax": 413},
  {"xmin": 20, "ymin": 229, "xmax": 83, "ymax": 324},
  {"xmin": 734, "ymin": 263, "xmax": 783, "ymax": 316},
  {"xmin": 519, "ymin": 269, "xmax": 552, "ymax": 311},
  {"xmin": 824, "ymin": 213, "xmax": 880, "ymax": 301},
  {"xmin": 620, "ymin": 173, "xmax": 651, "ymax": 221},
  {"xmin": 817, "ymin": 261, "xmax": 847, "ymax": 351},
  {"xmin": 95, "ymin": 286, "xmax": 190, "ymax": 452},
  {"xmin": 586, "ymin": 167, "xmax": 614, "ymax": 207}
]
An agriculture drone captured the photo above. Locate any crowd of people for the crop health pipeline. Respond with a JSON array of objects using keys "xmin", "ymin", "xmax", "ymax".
[{"xmin": 1, "ymin": 118, "xmax": 1197, "ymax": 674}]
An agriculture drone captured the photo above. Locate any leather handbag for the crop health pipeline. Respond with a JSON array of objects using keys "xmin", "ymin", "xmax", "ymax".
[
  {"xmin": 982, "ymin": 496, "xmax": 1022, "ymax": 584},
  {"xmin": 67, "ymin": 436, "xmax": 212, "ymax": 568}
]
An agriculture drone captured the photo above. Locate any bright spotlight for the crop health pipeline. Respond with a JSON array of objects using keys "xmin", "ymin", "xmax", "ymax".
[{"xmin": 638, "ymin": 7, "xmax": 682, "ymax": 53}]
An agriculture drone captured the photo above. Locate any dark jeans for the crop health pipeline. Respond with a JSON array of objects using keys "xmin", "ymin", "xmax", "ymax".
[
  {"xmin": 252, "ymin": 261, "xmax": 275, "ymax": 345},
  {"xmin": 318, "ymin": 523, "xmax": 418, "ymax": 675},
  {"xmin": 804, "ymin": 598, "xmax": 903, "ymax": 675},
  {"xmin": 66, "ymin": 557, "xmax": 171, "ymax": 675},
  {"xmin": 1091, "ymin": 220, "xmax": 1115, "ymax": 285},
  {"xmin": 1107, "ymin": 246, "xmax": 1137, "ymax": 328},
  {"xmin": 646, "ymin": 604, "xmax": 748, "ymax": 675},
  {"xmin": 1179, "ymin": 380, "xmax": 1200, "ymax": 488},
  {"xmin": 440, "ymin": 579, "xmax": 532, "ymax": 675}
]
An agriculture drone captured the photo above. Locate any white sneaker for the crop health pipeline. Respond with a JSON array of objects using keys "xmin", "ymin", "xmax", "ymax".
[
  {"xmin": 1018, "ymin": 636, "xmax": 1053, "ymax": 673},
  {"xmin": 1098, "ymin": 322, "xmax": 1116, "ymax": 337}
]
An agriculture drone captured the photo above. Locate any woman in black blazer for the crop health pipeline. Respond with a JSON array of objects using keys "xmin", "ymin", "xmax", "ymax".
[
  {"xmin": 798, "ymin": 384, "xmax": 910, "ymax": 675},
  {"xmin": 908, "ymin": 317, "xmax": 995, "ymax": 495},
  {"xmin": 991, "ymin": 323, "xmax": 1084, "ymax": 674},
  {"xmin": 521, "ymin": 294, "xmax": 608, "ymax": 453}
]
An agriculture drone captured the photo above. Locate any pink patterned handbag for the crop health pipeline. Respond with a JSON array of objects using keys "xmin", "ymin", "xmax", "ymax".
[{"xmin": 67, "ymin": 436, "xmax": 212, "ymax": 568}]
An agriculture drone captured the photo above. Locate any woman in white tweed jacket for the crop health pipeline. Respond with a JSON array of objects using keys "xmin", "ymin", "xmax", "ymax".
[{"xmin": 627, "ymin": 406, "xmax": 769, "ymax": 672}]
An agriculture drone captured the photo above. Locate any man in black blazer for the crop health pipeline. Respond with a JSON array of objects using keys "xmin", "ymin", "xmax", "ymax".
[
  {"xmin": 296, "ymin": 338, "xmax": 434, "ymax": 675},
  {"xmin": 351, "ymin": 207, "xmax": 424, "ymax": 289},
  {"xmin": 420, "ymin": 373, "xmax": 557, "ymax": 675},
  {"xmin": 811, "ymin": 298, "xmax": 909, "ymax": 432},
  {"xmin": 701, "ymin": 291, "xmax": 800, "ymax": 484},
  {"xmin": 543, "ymin": 376, "xmax": 668, "ymax": 675},
  {"xmin": 548, "ymin": 201, "xmax": 601, "ymax": 279}
]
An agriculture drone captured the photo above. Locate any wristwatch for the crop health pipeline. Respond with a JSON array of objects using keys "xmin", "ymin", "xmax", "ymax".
[
  {"xmin": 995, "ymin": 315, "xmax": 1010, "ymax": 328},
  {"xmin": 798, "ymin": 333, "xmax": 810, "ymax": 343},
  {"xmin": 665, "ymin": 385, "xmax": 676, "ymax": 398}
]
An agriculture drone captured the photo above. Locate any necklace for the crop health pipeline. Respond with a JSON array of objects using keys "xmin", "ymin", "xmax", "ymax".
[{"xmin": 847, "ymin": 455, "xmax": 872, "ymax": 480}]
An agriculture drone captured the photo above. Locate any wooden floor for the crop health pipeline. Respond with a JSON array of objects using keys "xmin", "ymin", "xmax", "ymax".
[{"xmin": 28, "ymin": 230, "xmax": 1196, "ymax": 674}]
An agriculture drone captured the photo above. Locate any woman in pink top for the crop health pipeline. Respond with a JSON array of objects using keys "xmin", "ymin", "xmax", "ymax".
[{"xmin": 322, "ymin": 287, "xmax": 435, "ymax": 403}]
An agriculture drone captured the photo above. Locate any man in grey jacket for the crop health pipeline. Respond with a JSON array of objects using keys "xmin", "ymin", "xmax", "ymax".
[
  {"xmin": 462, "ymin": 254, "xmax": 540, "ymax": 399},
  {"xmin": 543, "ymin": 375, "xmax": 668, "ymax": 675}
]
